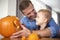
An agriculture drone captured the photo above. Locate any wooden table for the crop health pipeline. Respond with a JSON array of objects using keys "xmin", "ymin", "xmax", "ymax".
[{"xmin": 1, "ymin": 37, "xmax": 60, "ymax": 40}]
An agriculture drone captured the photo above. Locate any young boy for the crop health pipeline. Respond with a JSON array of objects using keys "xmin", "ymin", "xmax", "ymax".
[{"xmin": 36, "ymin": 9, "xmax": 52, "ymax": 30}]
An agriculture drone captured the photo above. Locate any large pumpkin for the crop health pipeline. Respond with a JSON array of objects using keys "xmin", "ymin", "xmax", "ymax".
[{"xmin": 0, "ymin": 16, "xmax": 21, "ymax": 37}]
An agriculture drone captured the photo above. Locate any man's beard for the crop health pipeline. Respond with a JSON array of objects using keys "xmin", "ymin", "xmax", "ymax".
[{"xmin": 29, "ymin": 17, "xmax": 36, "ymax": 21}]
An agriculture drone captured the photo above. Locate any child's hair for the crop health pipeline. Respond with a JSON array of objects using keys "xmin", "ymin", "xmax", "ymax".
[{"xmin": 38, "ymin": 9, "xmax": 52, "ymax": 22}]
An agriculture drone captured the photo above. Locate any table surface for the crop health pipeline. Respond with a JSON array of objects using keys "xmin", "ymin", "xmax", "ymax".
[{"xmin": 1, "ymin": 37, "xmax": 60, "ymax": 40}]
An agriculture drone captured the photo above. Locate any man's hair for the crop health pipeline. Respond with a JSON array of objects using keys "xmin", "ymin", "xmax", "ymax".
[
  {"xmin": 38, "ymin": 9, "xmax": 52, "ymax": 22},
  {"xmin": 19, "ymin": 0, "xmax": 32, "ymax": 11}
]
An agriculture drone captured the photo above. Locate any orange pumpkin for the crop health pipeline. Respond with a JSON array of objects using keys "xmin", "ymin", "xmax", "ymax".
[
  {"xmin": 0, "ymin": 16, "xmax": 21, "ymax": 37},
  {"xmin": 27, "ymin": 33, "xmax": 40, "ymax": 40},
  {"xmin": 21, "ymin": 36, "xmax": 26, "ymax": 40}
]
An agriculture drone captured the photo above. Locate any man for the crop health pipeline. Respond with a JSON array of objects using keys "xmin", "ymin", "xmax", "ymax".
[{"xmin": 11, "ymin": 0, "xmax": 60, "ymax": 38}]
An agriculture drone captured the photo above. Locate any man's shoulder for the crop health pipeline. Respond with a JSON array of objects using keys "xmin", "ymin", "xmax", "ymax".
[
  {"xmin": 21, "ymin": 16, "xmax": 28, "ymax": 20},
  {"xmin": 47, "ymin": 18, "xmax": 57, "ymax": 27},
  {"xmin": 49, "ymin": 18, "xmax": 58, "ymax": 26},
  {"xmin": 20, "ymin": 16, "xmax": 29, "ymax": 23}
]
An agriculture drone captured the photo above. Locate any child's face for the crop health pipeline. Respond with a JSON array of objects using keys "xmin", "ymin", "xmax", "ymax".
[{"xmin": 36, "ymin": 12, "xmax": 46, "ymax": 25}]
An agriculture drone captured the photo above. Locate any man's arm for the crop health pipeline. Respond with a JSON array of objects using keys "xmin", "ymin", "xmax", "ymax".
[
  {"xmin": 10, "ymin": 25, "xmax": 57, "ymax": 38},
  {"xmin": 32, "ymin": 28, "xmax": 51, "ymax": 37},
  {"xmin": 11, "ymin": 25, "xmax": 51, "ymax": 38}
]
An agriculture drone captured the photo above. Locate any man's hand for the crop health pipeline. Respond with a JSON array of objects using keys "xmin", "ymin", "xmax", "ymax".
[{"xmin": 10, "ymin": 24, "xmax": 31, "ymax": 38}]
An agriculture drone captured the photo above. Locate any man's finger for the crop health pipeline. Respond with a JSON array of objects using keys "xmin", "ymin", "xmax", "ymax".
[
  {"xmin": 10, "ymin": 33, "xmax": 22, "ymax": 38},
  {"xmin": 21, "ymin": 25, "xmax": 28, "ymax": 30},
  {"xmin": 12, "ymin": 30, "xmax": 23, "ymax": 36}
]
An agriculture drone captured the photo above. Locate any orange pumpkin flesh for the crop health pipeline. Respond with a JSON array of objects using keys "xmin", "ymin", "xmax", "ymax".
[{"xmin": 0, "ymin": 16, "xmax": 21, "ymax": 37}]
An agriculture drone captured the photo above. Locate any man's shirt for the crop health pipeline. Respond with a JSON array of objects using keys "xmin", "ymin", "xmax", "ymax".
[{"xmin": 21, "ymin": 16, "xmax": 38, "ymax": 30}]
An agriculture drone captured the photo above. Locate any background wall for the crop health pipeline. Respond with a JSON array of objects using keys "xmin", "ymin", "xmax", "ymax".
[
  {"xmin": 0, "ymin": 0, "xmax": 16, "ymax": 19},
  {"xmin": 8, "ymin": 0, "xmax": 16, "ymax": 16},
  {"xmin": 0, "ymin": 0, "xmax": 8, "ymax": 19}
]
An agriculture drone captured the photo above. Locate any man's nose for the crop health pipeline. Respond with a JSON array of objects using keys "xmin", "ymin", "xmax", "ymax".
[{"xmin": 30, "ymin": 12, "xmax": 35, "ymax": 15}]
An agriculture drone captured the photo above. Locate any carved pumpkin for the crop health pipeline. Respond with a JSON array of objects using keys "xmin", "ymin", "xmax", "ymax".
[
  {"xmin": 0, "ymin": 16, "xmax": 21, "ymax": 37},
  {"xmin": 27, "ymin": 33, "xmax": 40, "ymax": 40}
]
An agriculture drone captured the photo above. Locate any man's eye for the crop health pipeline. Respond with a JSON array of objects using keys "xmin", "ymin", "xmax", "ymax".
[{"xmin": 27, "ymin": 13, "xmax": 30, "ymax": 15}]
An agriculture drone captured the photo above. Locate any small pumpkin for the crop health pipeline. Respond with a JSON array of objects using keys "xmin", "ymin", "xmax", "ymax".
[
  {"xmin": 21, "ymin": 36, "xmax": 26, "ymax": 40},
  {"xmin": 27, "ymin": 33, "xmax": 40, "ymax": 40},
  {"xmin": 0, "ymin": 16, "xmax": 21, "ymax": 37}
]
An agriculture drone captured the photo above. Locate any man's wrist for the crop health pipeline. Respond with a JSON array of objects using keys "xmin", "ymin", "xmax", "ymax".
[{"xmin": 27, "ymin": 30, "xmax": 31, "ymax": 35}]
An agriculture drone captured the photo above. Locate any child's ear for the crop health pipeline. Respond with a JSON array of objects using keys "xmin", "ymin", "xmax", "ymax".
[{"xmin": 44, "ymin": 18, "xmax": 48, "ymax": 23}]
